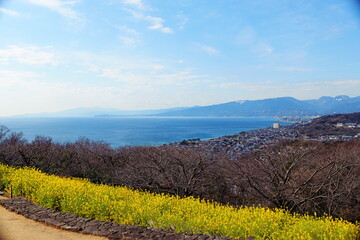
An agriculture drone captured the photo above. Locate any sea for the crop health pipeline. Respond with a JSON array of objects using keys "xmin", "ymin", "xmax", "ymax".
[{"xmin": 0, "ymin": 117, "xmax": 291, "ymax": 147}]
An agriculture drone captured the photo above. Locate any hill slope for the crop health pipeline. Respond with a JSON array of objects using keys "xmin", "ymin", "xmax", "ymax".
[
  {"xmin": 294, "ymin": 112, "xmax": 360, "ymax": 137},
  {"xmin": 154, "ymin": 95, "xmax": 360, "ymax": 117}
]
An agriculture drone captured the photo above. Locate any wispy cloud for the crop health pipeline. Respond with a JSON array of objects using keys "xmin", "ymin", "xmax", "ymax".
[
  {"xmin": 151, "ymin": 64, "xmax": 165, "ymax": 71},
  {"xmin": 82, "ymin": 56, "xmax": 205, "ymax": 86},
  {"xmin": 27, "ymin": 0, "xmax": 82, "ymax": 21},
  {"xmin": 324, "ymin": 79, "xmax": 360, "ymax": 86},
  {"xmin": 118, "ymin": 36, "xmax": 140, "ymax": 47},
  {"xmin": 287, "ymin": 79, "xmax": 360, "ymax": 99},
  {"xmin": 235, "ymin": 27, "xmax": 256, "ymax": 45},
  {"xmin": 120, "ymin": 0, "xmax": 173, "ymax": 34},
  {"xmin": 121, "ymin": 0, "xmax": 148, "ymax": 11},
  {"xmin": 212, "ymin": 80, "xmax": 276, "ymax": 90},
  {"xmin": 235, "ymin": 26, "xmax": 275, "ymax": 56},
  {"xmin": 0, "ymin": 73, "xmax": 130, "ymax": 115},
  {"xmin": 126, "ymin": 9, "xmax": 173, "ymax": 34},
  {"xmin": 253, "ymin": 43, "xmax": 274, "ymax": 55},
  {"xmin": 276, "ymin": 66, "xmax": 312, "ymax": 72},
  {"xmin": 0, "ymin": 70, "xmax": 38, "ymax": 87},
  {"xmin": 211, "ymin": 79, "xmax": 360, "ymax": 100},
  {"xmin": 0, "ymin": 45, "xmax": 59, "ymax": 66},
  {"xmin": 196, "ymin": 43, "xmax": 220, "ymax": 55},
  {"xmin": 0, "ymin": 8, "xmax": 20, "ymax": 16},
  {"xmin": 176, "ymin": 14, "xmax": 189, "ymax": 30},
  {"xmin": 92, "ymin": 66, "xmax": 203, "ymax": 86},
  {"xmin": 117, "ymin": 25, "xmax": 141, "ymax": 47},
  {"xmin": 145, "ymin": 15, "xmax": 173, "ymax": 33}
]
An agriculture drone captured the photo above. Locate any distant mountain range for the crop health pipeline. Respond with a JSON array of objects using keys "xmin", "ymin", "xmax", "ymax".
[
  {"xmin": 15, "ymin": 107, "xmax": 191, "ymax": 118},
  {"xmin": 14, "ymin": 95, "xmax": 360, "ymax": 118},
  {"xmin": 153, "ymin": 95, "xmax": 360, "ymax": 117}
]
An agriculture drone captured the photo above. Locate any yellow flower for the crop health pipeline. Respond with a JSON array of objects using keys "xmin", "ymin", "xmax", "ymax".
[{"xmin": 0, "ymin": 163, "xmax": 359, "ymax": 240}]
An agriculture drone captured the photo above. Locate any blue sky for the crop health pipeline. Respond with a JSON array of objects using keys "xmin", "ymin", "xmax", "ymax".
[{"xmin": 0, "ymin": 0, "xmax": 360, "ymax": 116}]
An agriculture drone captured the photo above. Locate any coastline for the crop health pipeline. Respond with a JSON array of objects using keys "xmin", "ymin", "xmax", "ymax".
[{"xmin": 0, "ymin": 117, "xmax": 288, "ymax": 148}]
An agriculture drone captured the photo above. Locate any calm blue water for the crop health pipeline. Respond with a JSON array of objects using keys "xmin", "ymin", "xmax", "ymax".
[{"xmin": 0, "ymin": 117, "xmax": 290, "ymax": 147}]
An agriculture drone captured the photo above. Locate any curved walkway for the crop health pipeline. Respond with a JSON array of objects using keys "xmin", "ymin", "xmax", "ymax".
[{"xmin": 0, "ymin": 196, "xmax": 108, "ymax": 240}]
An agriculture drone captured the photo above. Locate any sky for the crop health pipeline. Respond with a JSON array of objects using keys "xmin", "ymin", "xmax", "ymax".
[{"xmin": 0, "ymin": 0, "xmax": 360, "ymax": 116}]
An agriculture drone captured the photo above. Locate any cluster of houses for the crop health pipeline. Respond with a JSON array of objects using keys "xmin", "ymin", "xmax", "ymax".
[
  {"xmin": 305, "ymin": 134, "xmax": 360, "ymax": 142},
  {"xmin": 336, "ymin": 123, "xmax": 360, "ymax": 128},
  {"xmin": 172, "ymin": 125, "xmax": 300, "ymax": 157},
  {"xmin": 172, "ymin": 121, "xmax": 360, "ymax": 157}
]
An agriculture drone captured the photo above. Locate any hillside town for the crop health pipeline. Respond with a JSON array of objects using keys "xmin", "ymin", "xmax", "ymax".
[{"xmin": 171, "ymin": 119, "xmax": 360, "ymax": 157}]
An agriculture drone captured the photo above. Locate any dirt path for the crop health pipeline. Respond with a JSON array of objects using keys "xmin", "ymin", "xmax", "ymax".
[
  {"xmin": 0, "ymin": 196, "xmax": 235, "ymax": 240},
  {"xmin": 0, "ymin": 196, "xmax": 108, "ymax": 240}
]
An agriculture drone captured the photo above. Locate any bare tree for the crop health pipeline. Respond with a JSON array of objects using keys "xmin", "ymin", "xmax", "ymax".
[
  {"xmin": 121, "ymin": 146, "xmax": 231, "ymax": 199},
  {"xmin": 233, "ymin": 141, "xmax": 360, "ymax": 219},
  {"xmin": 0, "ymin": 125, "xmax": 10, "ymax": 142}
]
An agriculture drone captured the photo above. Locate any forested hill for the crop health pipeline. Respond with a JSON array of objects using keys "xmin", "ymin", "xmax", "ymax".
[
  {"xmin": 294, "ymin": 112, "xmax": 360, "ymax": 137},
  {"xmin": 309, "ymin": 112, "xmax": 360, "ymax": 124}
]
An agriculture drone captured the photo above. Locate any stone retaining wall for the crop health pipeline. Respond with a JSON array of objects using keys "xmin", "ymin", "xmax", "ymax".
[{"xmin": 0, "ymin": 197, "xmax": 251, "ymax": 240}]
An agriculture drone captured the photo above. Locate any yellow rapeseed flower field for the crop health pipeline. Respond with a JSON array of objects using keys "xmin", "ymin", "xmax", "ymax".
[{"xmin": 0, "ymin": 163, "xmax": 359, "ymax": 239}]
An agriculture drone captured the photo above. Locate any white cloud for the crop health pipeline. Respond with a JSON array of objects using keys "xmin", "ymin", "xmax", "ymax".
[
  {"xmin": 118, "ymin": 36, "xmax": 140, "ymax": 46},
  {"xmin": 98, "ymin": 68, "xmax": 199, "ymax": 85},
  {"xmin": 212, "ymin": 80, "xmax": 275, "ymax": 90},
  {"xmin": 235, "ymin": 27, "xmax": 256, "ymax": 45},
  {"xmin": 123, "ymin": 7, "xmax": 173, "ymax": 34},
  {"xmin": 276, "ymin": 66, "xmax": 312, "ymax": 72},
  {"xmin": 0, "ymin": 63, "xmax": 213, "ymax": 116},
  {"xmin": 85, "ymin": 60, "xmax": 205, "ymax": 86},
  {"xmin": 135, "ymin": 11, "xmax": 173, "ymax": 33},
  {"xmin": 196, "ymin": 44, "xmax": 220, "ymax": 55},
  {"xmin": 76, "ymin": 51, "xmax": 209, "ymax": 90},
  {"xmin": 324, "ymin": 79, "xmax": 360, "ymax": 86},
  {"xmin": 0, "ymin": 70, "xmax": 38, "ymax": 87},
  {"xmin": 119, "ymin": 0, "xmax": 174, "ymax": 34},
  {"xmin": 117, "ymin": 25, "xmax": 139, "ymax": 35},
  {"xmin": 211, "ymin": 79, "xmax": 360, "ymax": 100},
  {"xmin": 176, "ymin": 14, "xmax": 189, "ymax": 30},
  {"xmin": 151, "ymin": 64, "xmax": 165, "ymax": 71},
  {"xmin": 159, "ymin": 26, "xmax": 173, "ymax": 34},
  {"xmin": 0, "ymin": 45, "xmax": 59, "ymax": 66},
  {"xmin": 0, "ymin": 8, "xmax": 20, "ymax": 16},
  {"xmin": 235, "ymin": 26, "xmax": 275, "ymax": 56},
  {"xmin": 0, "ymin": 77, "xmax": 126, "ymax": 116},
  {"xmin": 117, "ymin": 25, "xmax": 141, "ymax": 47},
  {"xmin": 254, "ymin": 43, "xmax": 274, "ymax": 55},
  {"xmin": 146, "ymin": 15, "xmax": 168, "ymax": 31},
  {"xmin": 289, "ymin": 80, "xmax": 360, "ymax": 99},
  {"xmin": 27, "ymin": 0, "xmax": 82, "ymax": 21},
  {"xmin": 121, "ymin": 0, "xmax": 147, "ymax": 10}
]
